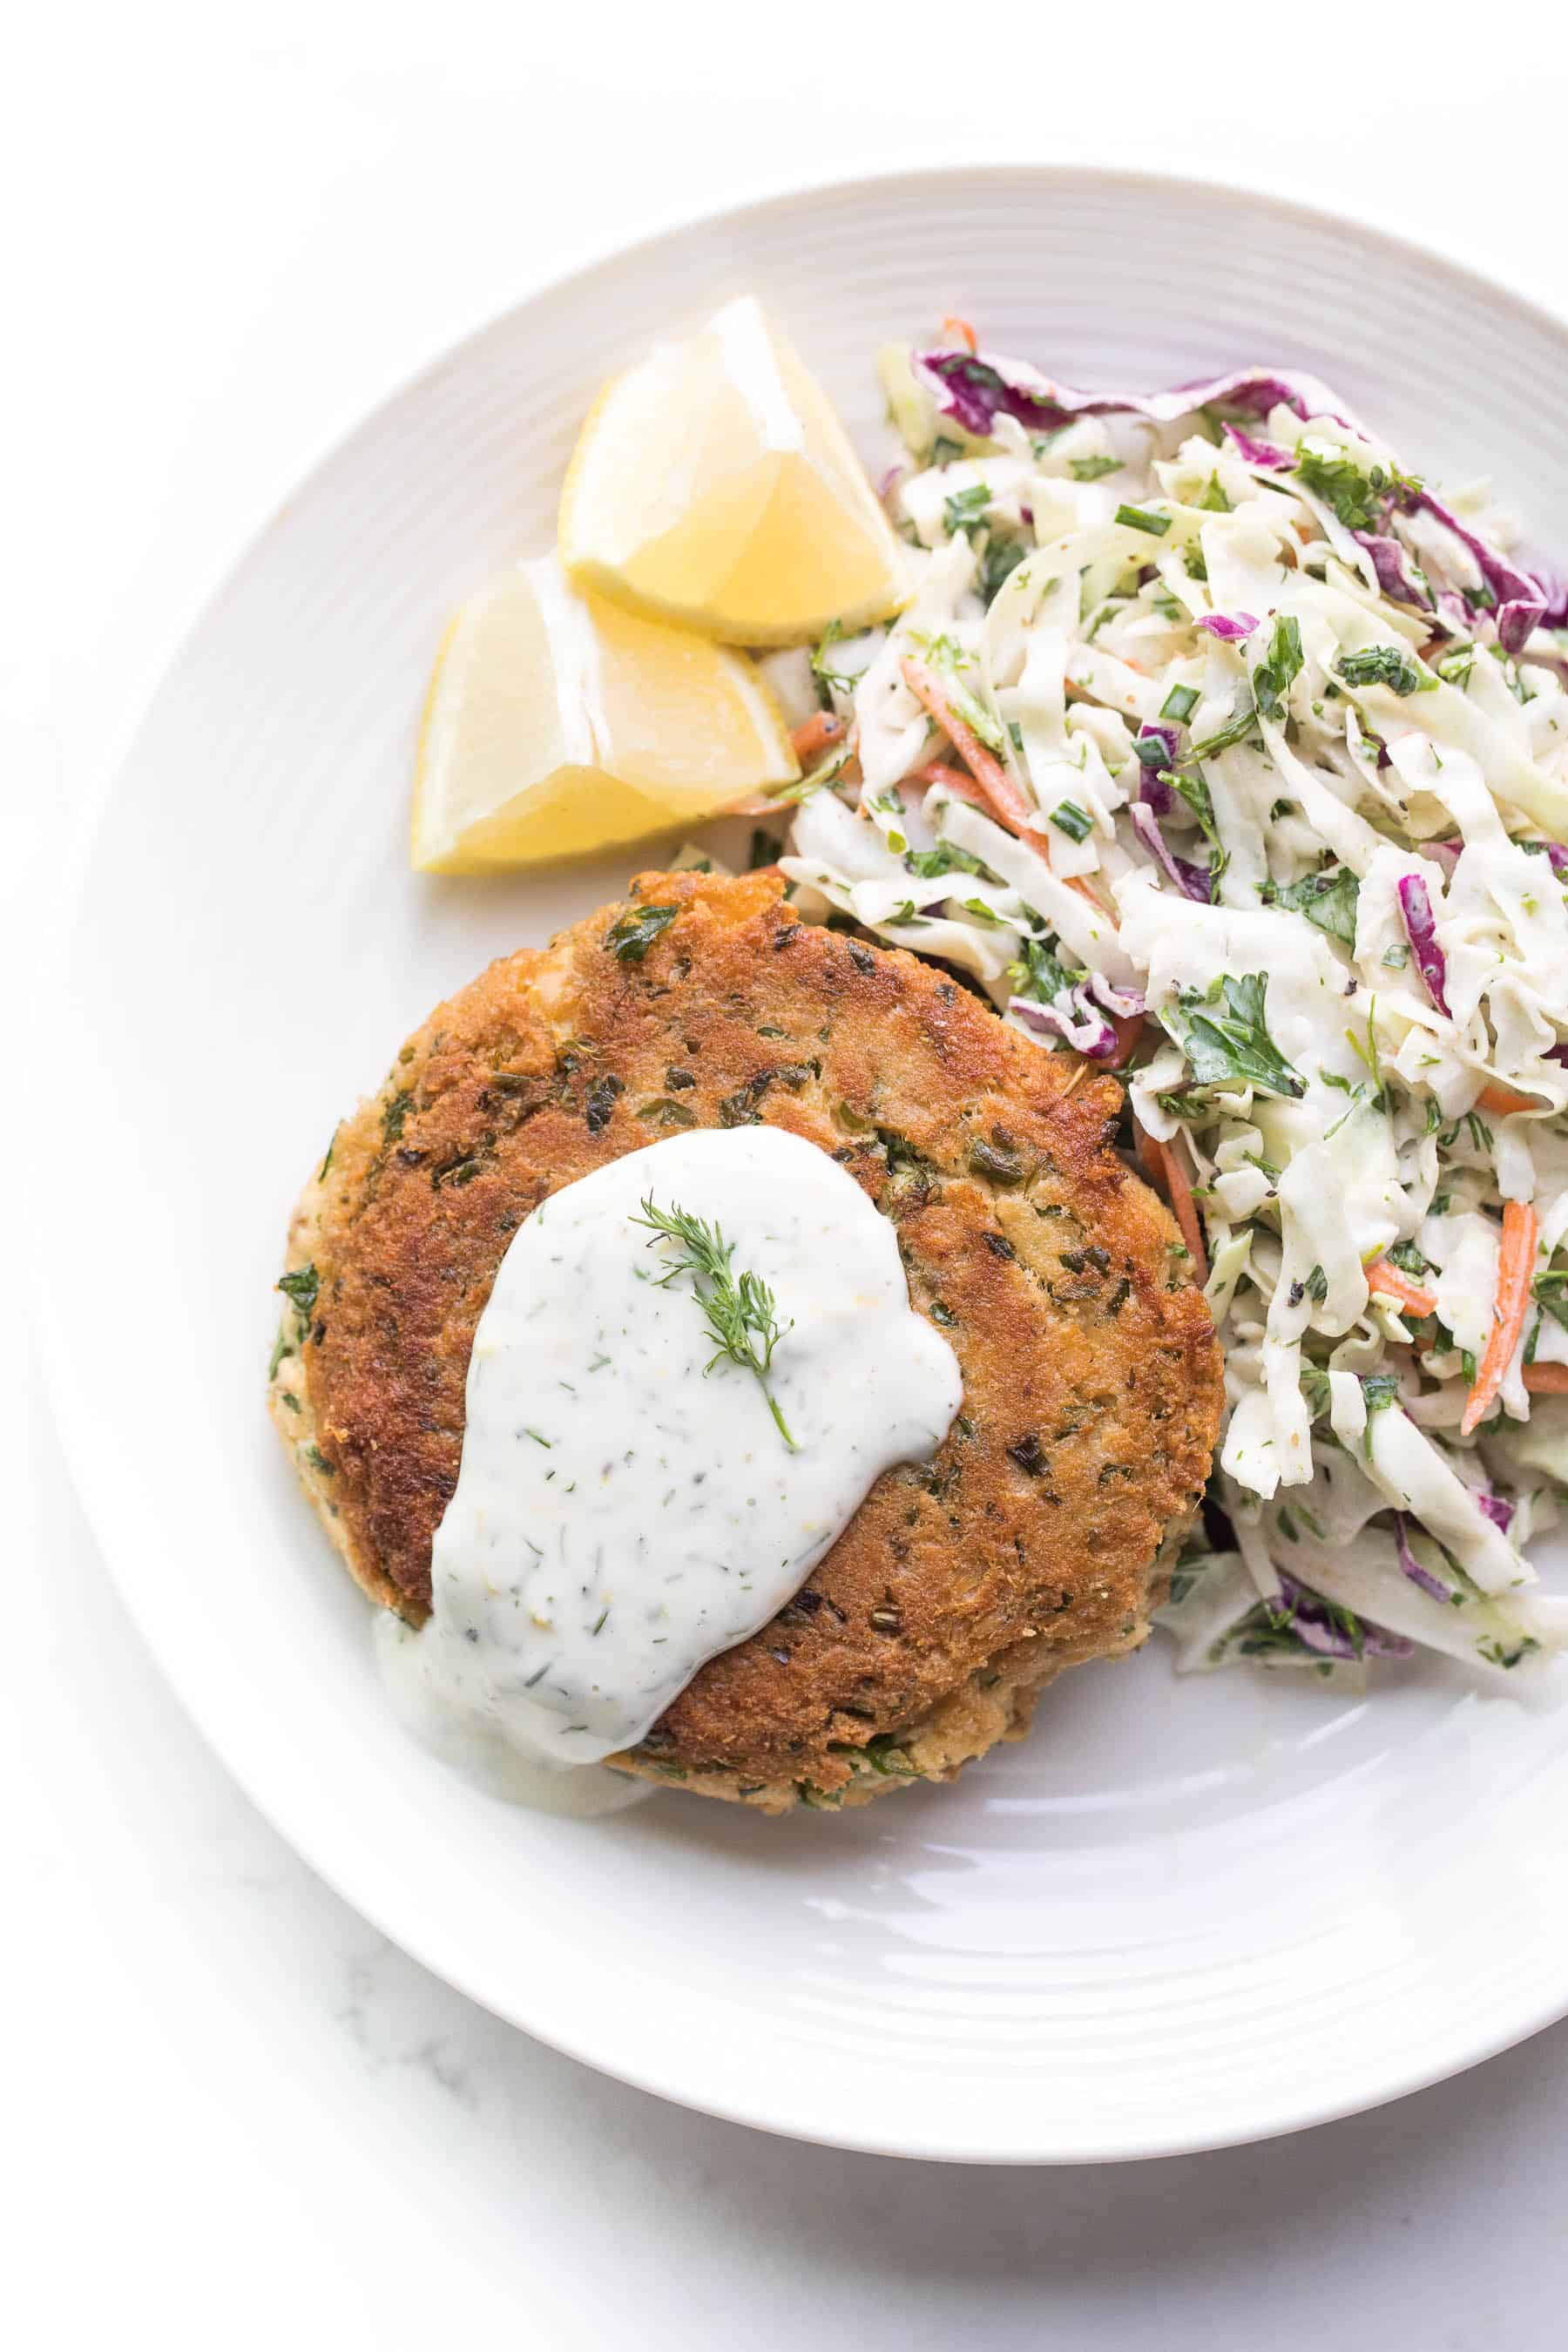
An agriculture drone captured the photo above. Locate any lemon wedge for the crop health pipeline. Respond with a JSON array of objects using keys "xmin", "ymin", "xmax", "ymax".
[
  {"xmin": 558, "ymin": 295, "xmax": 909, "ymax": 645},
  {"xmin": 410, "ymin": 557, "xmax": 798, "ymax": 872}
]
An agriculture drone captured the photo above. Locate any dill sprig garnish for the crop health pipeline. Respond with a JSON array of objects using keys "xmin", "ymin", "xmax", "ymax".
[{"xmin": 632, "ymin": 1195, "xmax": 798, "ymax": 1450}]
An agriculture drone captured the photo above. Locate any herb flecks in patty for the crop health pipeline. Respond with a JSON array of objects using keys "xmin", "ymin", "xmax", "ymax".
[{"xmin": 605, "ymin": 903, "xmax": 679, "ymax": 962}]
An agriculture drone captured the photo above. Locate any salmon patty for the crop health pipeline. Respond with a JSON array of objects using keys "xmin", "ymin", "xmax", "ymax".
[{"xmin": 268, "ymin": 868, "xmax": 1223, "ymax": 1810}]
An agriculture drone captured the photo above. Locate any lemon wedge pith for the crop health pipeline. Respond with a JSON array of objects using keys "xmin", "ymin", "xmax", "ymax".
[
  {"xmin": 559, "ymin": 295, "xmax": 909, "ymax": 645},
  {"xmin": 410, "ymin": 558, "xmax": 798, "ymax": 873}
]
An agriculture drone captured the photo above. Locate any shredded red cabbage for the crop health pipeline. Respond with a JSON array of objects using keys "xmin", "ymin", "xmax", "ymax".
[
  {"xmin": 1392, "ymin": 1514, "xmax": 1456, "ymax": 1604},
  {"xmin": 1088, "ymin": 970, "xmax": 1146, "ymax": 1018},
  {"xmin": 1400, "ymin": 487, "xmax": 1545, "ymax": 655},
  {"xmin": 1276, "ymin": 1571, "xmax": 1414, "ymax": 1660},
  {"xmin": 1396, "ymin": 873, "xmax": 1450, "ymax": 1016},
  {"xmin": 1007, "ymin": 991, "xmax": 1119, "ymax": 1058},
  {"xmin": 1131, "ymin": 802, "xmax": 1212, "ymax": 902},
  {"xmin": 1139, "ymin": 767, "xmax": 1175, "ymax": 815},
  {"xmin": 1477, "ymin": 1492, "xmax": 1517, "ymax": 1534},
  {"xmin": 910, "ymin": 353, "xmax": 1353, "ymax": 442},
  {"xmin": 1357, "ymin": 533, "xmax": 1431, "ymax": 609},
  {"xmin": 1535, "ymin": 570, "xmax": 1568, "ymax": 631},
  {"xmin": 1434, "ymin": 832, "xmax": 1566, "ymax": 877},
  {"xmin": 1226, "ymin": 423, "xmax": 1293, "ymax": 470},
  {"xmin": 1196, "ymin": 612, "xmax": 1259, "ymax": 641},
  {"xmin": 1136, "ymin": 730, "xmax": 1177, "ymax": 815},
  {"xmin": 1137, "ymin": 721, "xmax": 1180, "ymax": 770},
  {"xmin": 909, "ymin": 343, "xmax": 1551, "ymax": 653}
]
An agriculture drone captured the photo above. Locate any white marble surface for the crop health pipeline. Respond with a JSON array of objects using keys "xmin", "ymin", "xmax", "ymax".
[{"xmin": 13, "ymin": 6, "xmax": 1568, "ymax": 2341}]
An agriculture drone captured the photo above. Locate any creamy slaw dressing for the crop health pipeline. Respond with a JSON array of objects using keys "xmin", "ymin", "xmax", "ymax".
[{"xmin": 381, "ymin": 1127, "xmax": 961, "ymax": 1796}]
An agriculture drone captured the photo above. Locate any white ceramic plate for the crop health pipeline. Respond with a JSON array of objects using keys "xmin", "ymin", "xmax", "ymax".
[{"xmin": 37, "ymin": 166, "xmax": 1568, "ymax": 2163}]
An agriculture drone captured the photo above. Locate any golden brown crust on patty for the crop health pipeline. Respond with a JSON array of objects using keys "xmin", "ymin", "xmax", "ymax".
[{"xmin": 270, "ymin": 869, "xmax": 1222, "ymax": 1803}]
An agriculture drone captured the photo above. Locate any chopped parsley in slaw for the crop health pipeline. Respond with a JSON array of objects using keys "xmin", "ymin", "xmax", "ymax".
[{"xmin": 763, "ymin": 330, "xmax": 1568, "ymax": 1687}]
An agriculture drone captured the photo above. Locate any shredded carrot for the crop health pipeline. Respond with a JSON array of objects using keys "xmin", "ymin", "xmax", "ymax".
[
  {"xmin": 736, "ymin": 754, "xmax": 862, "ymax": 816},
  {"xmin": 1103, "ymin": 1012, "xmax": 1146, "ymax": 1070},
  {"xmin": 1134, "ymin": 1112, "xmax": 1207, "ymax": 1283},
  {"xmin": 1132, "ymin": 1117, "xmax": 1161, "ymax": 1186},
  {"xmin": 1364, "ymin": 1258, "xmax": 1439, "ymax": 1320},
  {"xmin": 1461, "ymin": 1200, "xmax": 1539, "ymax": 1435},
  {"xmin": 941, "ymin": 314, "xmax": 977, "ymax": 354},
  {"xmin": 910, "ymin": 760, "xmax": 981, "ymax": 797},
  {"xmin": 1157, "ymin": 1136, "xmax": 1209, "ymax": 1282},
  {"xmin": 1524, "ymin": 1363, "xmax": 1568, "ymax": 1395},
  {"xmin": 901, "ymin": 654, "xmax": 1036, "ymax": 836},
  {"xmin": 1475, "ymin": 1079, "xmax": 1544, "ymax": 1119},
  {"xmin": 910, "ymin": 758, "xmax": 1132, "ymax": 1050},
  {"xmin": 912, "ymin": 762, "xmax": 1115, "ymax": 915},
  {"xmin": 789, "ymin": 712, "xmax": 846, "ymax": 763}
]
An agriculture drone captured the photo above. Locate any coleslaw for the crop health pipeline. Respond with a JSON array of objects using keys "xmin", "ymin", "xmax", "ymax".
[{"xmin": 763, "ymin": 329, "xmax": 1568, "ymax": 1686}]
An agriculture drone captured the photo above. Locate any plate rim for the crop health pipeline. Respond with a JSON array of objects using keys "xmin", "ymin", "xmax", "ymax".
[{"xmin": 33, "ymin": 157, "xmax": 1568, "ymax": 2165}]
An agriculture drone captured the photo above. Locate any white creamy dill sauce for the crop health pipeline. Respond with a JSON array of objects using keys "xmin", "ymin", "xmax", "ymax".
[{"xmin": 380, "ymin": 1125, "xmax": 963, "ymax": 1802}]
